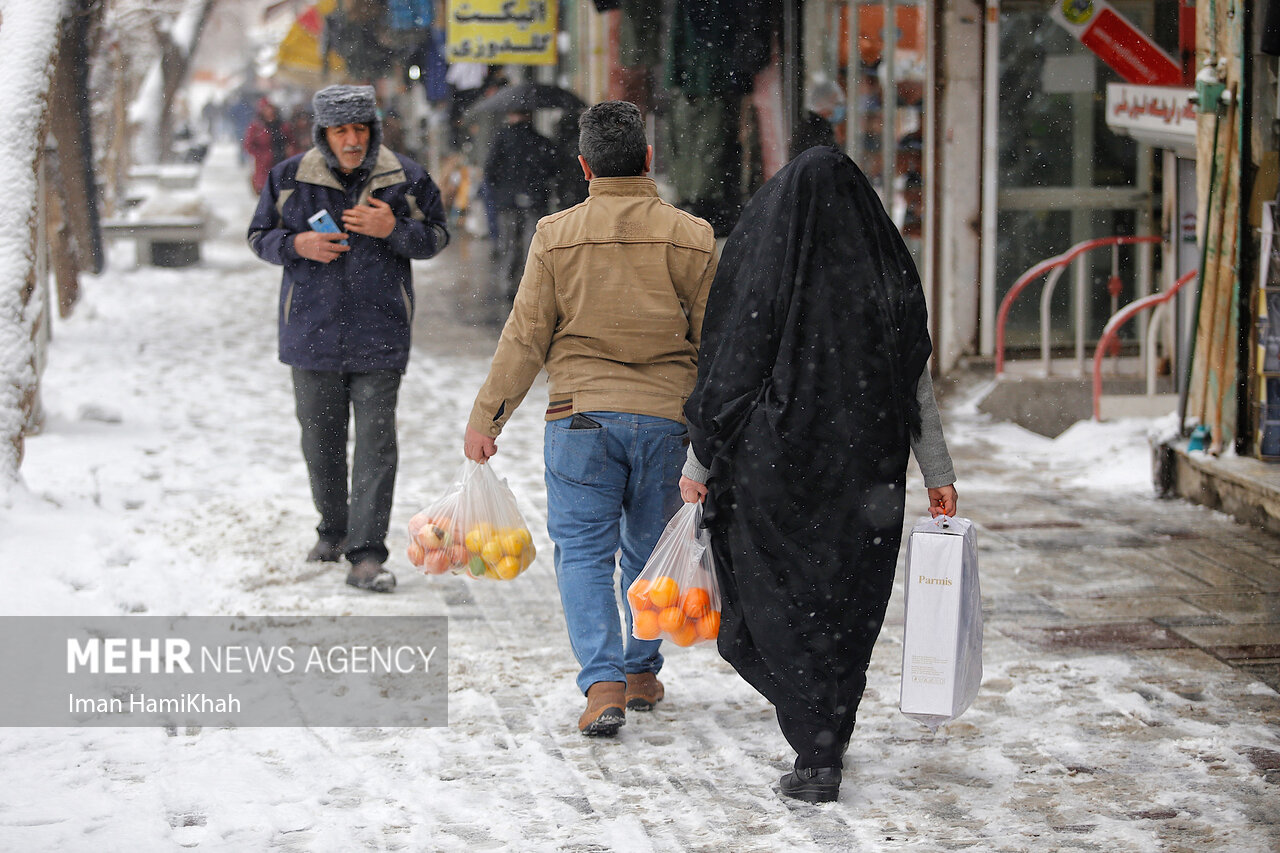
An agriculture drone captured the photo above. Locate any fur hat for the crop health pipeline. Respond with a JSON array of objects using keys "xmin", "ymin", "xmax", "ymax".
[{"xmin": 310, "ymin": 84, "xmax": 382, "ymax": 172}]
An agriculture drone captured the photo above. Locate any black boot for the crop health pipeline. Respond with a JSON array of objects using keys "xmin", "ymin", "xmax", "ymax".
[
  {"xmin": 779, "ymin": 765, "xmax": 841, "ymax": 803},
  {"xmin": 345, "ymin": 558, "xmax": 396, "ymax": 593},
  {"xmin": 306, "ymin": 538, "xmax": 344, "ymax": 563}
]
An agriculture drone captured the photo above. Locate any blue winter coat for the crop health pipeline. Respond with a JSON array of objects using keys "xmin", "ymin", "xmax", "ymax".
[{"xmin": 247, "ymin": 146, "xmax": 449, "ymax": 372}]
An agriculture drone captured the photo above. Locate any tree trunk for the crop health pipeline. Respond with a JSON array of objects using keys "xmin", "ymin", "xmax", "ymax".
[
  {"xmin": 47, "ymin": 0, "xmax": 105, "ymax": 277},
  {"xmin": 134, "ymin": 0, "xmax": 217, "ymax": 164},
  {"xmin": 45, "ymin": 160, "xmax": 80, "ymax": 320},
  {"xmin": 0, "ymin": 6, "xmax": 63, "ymax": 493}
]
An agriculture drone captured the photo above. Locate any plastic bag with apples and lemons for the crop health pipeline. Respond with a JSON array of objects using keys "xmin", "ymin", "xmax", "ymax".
[
  {"xmin": 626, "ymin": 502, "xmax": 721, "ymax": 646},
  {"xmin": 407, "ymin": 460, "xmax": 535, "ymax": 581}
]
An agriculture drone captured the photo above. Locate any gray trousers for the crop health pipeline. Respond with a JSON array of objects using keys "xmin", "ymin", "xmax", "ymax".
[
  {"xmin": 292, "ymin": 368, "xmax": 401, "ymax": 564},
  {"xmin": 496, "ymin": 207, "xmax": 541, "ymax": 300}
]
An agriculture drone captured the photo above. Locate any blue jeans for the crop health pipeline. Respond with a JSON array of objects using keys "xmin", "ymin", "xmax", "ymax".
[{"xmin": 544, "ymin": 412, "xmax": 688, "ymax": 694}]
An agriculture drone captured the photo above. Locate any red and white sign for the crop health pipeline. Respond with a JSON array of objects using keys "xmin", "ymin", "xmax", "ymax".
[
  {"xmin": 1104, "ymin": 83, "xmax": 1196, "ymax": 155},
  {"xmin": 1049, "ymin": 1, "xmax": 1182, "ymax": 87}
]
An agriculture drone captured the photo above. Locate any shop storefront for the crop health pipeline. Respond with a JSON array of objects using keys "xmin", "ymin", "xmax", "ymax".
[{"xmin": 297, "ymin": 1, "xmax": 1273, "ymax": 458}]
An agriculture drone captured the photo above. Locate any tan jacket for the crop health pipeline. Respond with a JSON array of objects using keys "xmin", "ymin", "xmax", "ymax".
[{"xmin": 468, "ymin": 176, "xmax": 716, "ymax": 437}]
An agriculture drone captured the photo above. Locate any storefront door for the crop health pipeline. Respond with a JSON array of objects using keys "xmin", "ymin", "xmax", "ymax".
[{"xmin": 980, "ymin": 1, "xmax": 1178, "ymax": 358}]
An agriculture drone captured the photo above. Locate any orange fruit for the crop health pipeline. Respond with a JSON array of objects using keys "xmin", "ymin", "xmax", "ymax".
[
  {"xmin": 424, "ymin": 549, "xmax": 451, "ymax": 574},
  {"xmin": 407, "ymin": 512, "xmax": 428, "ymax": 539},
  {"xmin": 657, "ymin": 606, "xmax": 687, "ymax": 634},
  {"xmin": 681, "ymin": 587, "xmax": 711, "ymax": 619},
  {"xmin": 519, "ymin": 545, "xmax": 537, "ymax": 569},
  {"xmin": 417, "ymin": 526, "xmax": 443, "ymax": 550},
  {"xmin": 493, "ymin": 555, "xmax": 521, "ymax": 580},
  {"xmin": 696, "ymin": 610, "xmax": 721, "ymax": 640},
  {"xmin": 481, "ymin": 540, "xmax": 504, "ymax": 566},
  {"xmin": 627, "ymin": 579, "xmax": 652, "ymax": 612},
  {"xmin": 633, "ymin": 609, "xmax": 661, "ymax": 640},
  {"xmin": 669, "ymin": 623, "xmax": 699, "ymax": 646},
  {"xmin": 499, "ymin": 531, "xmax": 524, "ymax": 556},
  {"xmin": 648, "ymin": 576, "xmax": 679, "ymax": 609},
  {"xmin": 407, "ymin": 539, "xmax": 425, "ymax": 567}
]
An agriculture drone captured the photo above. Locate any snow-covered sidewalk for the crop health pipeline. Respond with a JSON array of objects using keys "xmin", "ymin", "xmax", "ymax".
[{"xmin": 2, "ymin": 143, "xmax": 1277, "ymax": 851}]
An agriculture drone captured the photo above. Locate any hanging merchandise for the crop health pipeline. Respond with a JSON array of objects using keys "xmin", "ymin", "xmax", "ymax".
[
  {"xmin": 388, "ymin": 0, "xmax": 432, "ymax": 30},
  {"xmin": 323, "ymin": 6, "xmax": 398, "ymax": 79},
  {"xmin": 1256, "ymin": 203, "xmax": 1280, "ymax": 459}
]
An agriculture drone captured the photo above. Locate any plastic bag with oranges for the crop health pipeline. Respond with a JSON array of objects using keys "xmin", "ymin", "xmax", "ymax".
[
  {"xmin": 407, "ymin": 460, "xmax": 536, "ymax": 581},
  {"xmin": 627, "ymin": 502, "xmax": 721, "ymax": 647}
]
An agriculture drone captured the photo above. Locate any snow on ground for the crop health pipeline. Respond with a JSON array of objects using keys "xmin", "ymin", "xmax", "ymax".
[{"xmin": 2, "ymin": 143, "xmax": 1277, "ymax": 851}]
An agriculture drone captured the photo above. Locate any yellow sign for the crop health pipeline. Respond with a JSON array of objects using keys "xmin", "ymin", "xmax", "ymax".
[{"xmin": 447, "ymin": 0, "xmax": 557, "ymax": 65}]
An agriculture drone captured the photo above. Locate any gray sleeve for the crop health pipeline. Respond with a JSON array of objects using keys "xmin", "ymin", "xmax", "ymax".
[
  {"xmin": 682, "ymin": 445, "xmax": 710, "ymax": 484},
  {"xmin": 911, "ymin": 368, "xmax": 956, "ymax": 488}
]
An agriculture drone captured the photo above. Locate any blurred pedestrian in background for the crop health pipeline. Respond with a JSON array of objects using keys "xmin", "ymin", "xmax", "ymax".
[
  {"xmin": 552, "ymin": 109, "xmax": 589, "ymax": 210},
  {"xmin": 483, "ymin": 109, "xmax": 562, "ymax": 301},
  {"xmin": 243, "ymin": 97, "xmax": 294, "ymax": 195}
]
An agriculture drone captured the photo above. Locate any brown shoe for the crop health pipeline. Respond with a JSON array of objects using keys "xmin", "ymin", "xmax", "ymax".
[
  {"xmin": 578, "ymin": 681, "xmax": 626, "ymax": 736},
  {"xmin": 625, "ymin": 672, "xmax": 664, "ymax": 711}
]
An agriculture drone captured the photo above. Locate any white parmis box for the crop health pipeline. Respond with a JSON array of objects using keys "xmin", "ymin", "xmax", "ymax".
[{"xmin": 899, "ymin": 516, "xmax": 982, "ymax": 729}]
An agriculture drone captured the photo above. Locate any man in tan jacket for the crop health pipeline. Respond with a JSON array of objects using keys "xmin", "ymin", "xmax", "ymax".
[{"xmin": 464, "ymin": 101, "xmax": 717, "ymax": 736}]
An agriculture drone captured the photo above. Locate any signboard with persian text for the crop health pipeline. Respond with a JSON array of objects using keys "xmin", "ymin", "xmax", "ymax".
[
  {"xmin": 1104, "ymin": 82, "xmax": 1195, "ymax": 155},
  {"xmin": 447, "ymin": 0, "xmax": 557, "ymax": 65}
]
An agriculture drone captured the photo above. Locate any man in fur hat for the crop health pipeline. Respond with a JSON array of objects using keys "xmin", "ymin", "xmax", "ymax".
[{"xmin": 249, "ymin": 84, "xmax": 450, "ymax": 593}]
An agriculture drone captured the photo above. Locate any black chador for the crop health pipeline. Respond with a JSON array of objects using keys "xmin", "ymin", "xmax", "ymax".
[{"xmin": 685, "ymin": 146, "xmax": 931, "ymax": 769}]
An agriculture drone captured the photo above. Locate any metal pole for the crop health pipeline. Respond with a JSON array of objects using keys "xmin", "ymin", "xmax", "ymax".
[
  {"xmin": 783, "ymin": 0, "xmax": 803, "ymax": 150},
  {"xmin": 979, "ymin": 0, "xmax": 999, "ymax": 355},
  {"xmin": 881, "ymin": 0, "xmax": 896, "ymax": 205},
  {"xmin": 847, "ymin": 1, "xmax": 860, "ymax": 163},
  {"xmin": 1075, "ymin": 255, "xmax": 1088, "ymax": 375}
]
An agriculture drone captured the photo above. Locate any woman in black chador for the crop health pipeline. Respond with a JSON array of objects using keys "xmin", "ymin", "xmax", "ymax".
[{"xmin": 679, "ymin": 146, "xmax": 958, "ymax": 803}]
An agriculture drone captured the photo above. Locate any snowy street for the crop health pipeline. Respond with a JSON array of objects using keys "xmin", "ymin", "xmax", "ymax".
[{"xmin": 2, "ymin": 143, "xmax": 1278, "ymax": 851}]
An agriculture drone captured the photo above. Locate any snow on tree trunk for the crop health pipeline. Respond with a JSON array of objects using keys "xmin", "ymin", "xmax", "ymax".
[{"xmin": 0, "ymin": 2, "xmax": 66, "ymax": 496}]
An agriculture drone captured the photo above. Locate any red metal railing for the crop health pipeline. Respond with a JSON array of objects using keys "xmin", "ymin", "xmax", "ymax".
[
  {"xmin": 1091, "ymin": 268, "xmax": 1199, "ymax": 420},
  {"xmin": 994, "ymin": 235, "xmax": 1163, "ymax": 375}
]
